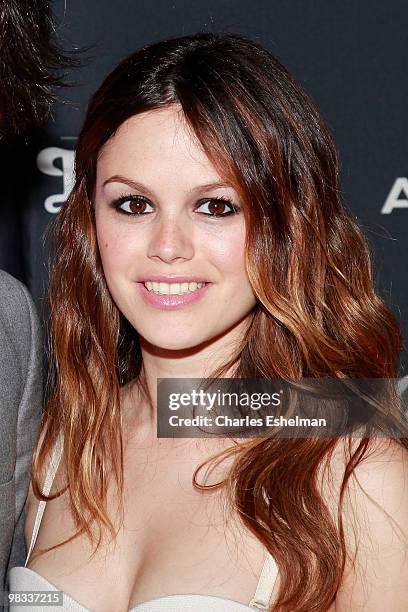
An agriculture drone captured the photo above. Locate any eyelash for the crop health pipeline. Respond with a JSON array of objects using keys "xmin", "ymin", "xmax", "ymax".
[{"xmin": 110, "ymin": 194, "xmax": 240, "ymax": 218}]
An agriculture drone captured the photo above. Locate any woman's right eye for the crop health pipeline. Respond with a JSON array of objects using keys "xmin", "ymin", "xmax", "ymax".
[{"xmin": 112, "ymin": 196, "xmax": 154, "ymax": 215}]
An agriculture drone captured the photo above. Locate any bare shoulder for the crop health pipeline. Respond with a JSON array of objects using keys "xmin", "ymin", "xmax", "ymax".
[
  {"xmin": 338, "ymin": 436, "xmax": 408, "ymax": 543},
  {"xmin": 324, "ymin": 435, "xmax": 408, "ymax": 505},
  {"xmin": 320, "ymin": 436, "xmax": 408, "ymax": 611}
]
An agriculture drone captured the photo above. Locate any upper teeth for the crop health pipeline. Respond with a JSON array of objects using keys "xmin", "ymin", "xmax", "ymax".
[{"xmin": 144, "ymin": 281, "xmax": 205, "ymax": 295}]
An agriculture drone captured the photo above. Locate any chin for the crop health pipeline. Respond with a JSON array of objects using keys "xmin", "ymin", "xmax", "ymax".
[{"xmin": 138, "ymin": 328, "xmax": 215, "ymax": 354}]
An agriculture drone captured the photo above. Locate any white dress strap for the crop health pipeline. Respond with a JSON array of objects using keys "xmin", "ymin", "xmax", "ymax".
[
  {"xmin": 24, "ymin": 434, "xmax": 64, "ymax": 566},
  {"xmin": 249, "ymin": 551, "xmax": 279, "ymax": 610}
]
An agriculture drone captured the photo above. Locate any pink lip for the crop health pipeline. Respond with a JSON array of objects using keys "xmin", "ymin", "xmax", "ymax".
[{"xmin": 137, "ymin": 281, "xmax": 211, "ymax": 310}]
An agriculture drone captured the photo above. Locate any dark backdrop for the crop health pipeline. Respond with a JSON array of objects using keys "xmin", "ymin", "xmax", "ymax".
[{"xmin": 1, "ymin": 0, "xmax": 407, "ymax": 381}]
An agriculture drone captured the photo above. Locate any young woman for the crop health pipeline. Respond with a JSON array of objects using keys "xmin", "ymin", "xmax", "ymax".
[{"xmin": 9, "ymin": 32, "xmax": 408, "ymax": 611}]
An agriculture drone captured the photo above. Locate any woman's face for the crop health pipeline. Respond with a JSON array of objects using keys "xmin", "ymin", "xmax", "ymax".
[{"xmin": 94, "ymin": 105, "xmax": 257, "ymax": 351}]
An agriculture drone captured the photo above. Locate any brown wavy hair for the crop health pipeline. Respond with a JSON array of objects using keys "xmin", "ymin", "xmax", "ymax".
[{"xmin": 32, "ymin": 32, "xmax": 408, "ymax": 611}]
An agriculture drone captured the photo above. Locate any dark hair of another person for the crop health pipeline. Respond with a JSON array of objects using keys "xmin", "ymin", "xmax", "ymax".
[
  {"xmin": 31, "ymin": 32, "xmax": 408, "ymax": 612},
  {"xmin": 0, "ymin": 0, "xmax": 77, "ymax": 134}
]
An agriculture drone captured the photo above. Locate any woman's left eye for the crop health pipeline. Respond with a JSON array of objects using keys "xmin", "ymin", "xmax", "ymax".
[{"xmin": 196, "ymin": 198, "xmax": 238, "ymax": 217}]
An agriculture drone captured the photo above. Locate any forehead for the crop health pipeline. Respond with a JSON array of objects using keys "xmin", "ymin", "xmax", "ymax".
[{"xmin": 96, "ymin": 105, "xmax": 222, "ymax": 184}]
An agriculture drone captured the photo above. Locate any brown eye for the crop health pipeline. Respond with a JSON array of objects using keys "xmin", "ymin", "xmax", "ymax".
[
  {"xmin": 197, "ymin": 198, "xmax": 236, "ymax": 216},
  {"xmin": 128, "ymin": 198, "xmax": 148, "ymax": 214},
  {"xmin": 208, "ymin": 201, "xmax": 226, "ymax": 214},
  {"xmin": 113, "ymin": 196, "xmax": 154, "ymax": 215}
]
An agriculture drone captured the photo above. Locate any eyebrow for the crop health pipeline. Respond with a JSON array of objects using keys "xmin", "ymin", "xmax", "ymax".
[{"xmin": 102, "ymin": 175, "xmax": 234, "ymax": 198}]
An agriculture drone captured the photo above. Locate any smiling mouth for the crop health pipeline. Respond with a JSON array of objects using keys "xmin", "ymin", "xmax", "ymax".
[{"xmin": 143, "ymin": 281, "xmax": 207, "ymax": 295}]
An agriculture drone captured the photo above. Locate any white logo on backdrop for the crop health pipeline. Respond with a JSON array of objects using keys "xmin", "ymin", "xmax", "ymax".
[
  {"xmin": 381, "ymin": 178, "xmax": 408, "ymax": 214},
  {"xmin": 36, "ymin": 146, "xmax": 75, "ymax": 213}
]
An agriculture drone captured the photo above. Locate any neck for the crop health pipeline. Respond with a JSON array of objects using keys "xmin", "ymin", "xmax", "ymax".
[{"xmin": 123, "ymin": 313, "xmax": 253, "ymax": 438}]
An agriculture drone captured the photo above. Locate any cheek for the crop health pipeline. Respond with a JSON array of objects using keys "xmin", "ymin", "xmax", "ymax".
[
  {"xmin": 206, "ymin": 228, "xmax": 247, "ymax": 278},
  {"xmin": 96, "ymin": 220, "xmax": 139, "ymax": 277}
]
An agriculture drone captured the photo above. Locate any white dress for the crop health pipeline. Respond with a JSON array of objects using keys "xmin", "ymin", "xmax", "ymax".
[{"xmin": 9, "ymin": 436, "xmax": 279, "ymax": 611}]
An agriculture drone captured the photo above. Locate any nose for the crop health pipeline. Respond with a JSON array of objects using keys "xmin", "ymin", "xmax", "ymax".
[{"xmin": 146, "ymin": 213, "xmax": 194, "ymax": 264}]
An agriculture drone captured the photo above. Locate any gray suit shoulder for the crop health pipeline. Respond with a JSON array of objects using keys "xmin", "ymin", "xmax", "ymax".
[
  {"xmin": 0, "ymin": 269, "xmax": 29, "ymax": 292},
  {"xmin": 0, "ymin": 269, "xmax": 36, "ymax": 315},
  {"xmin": 0, "ymin": 270, "xmax": 41, "ymax": 365}
]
